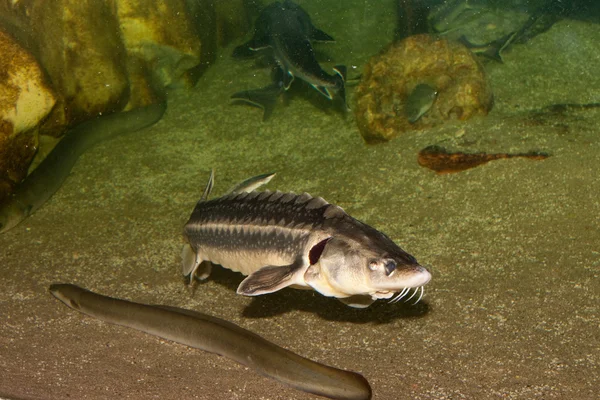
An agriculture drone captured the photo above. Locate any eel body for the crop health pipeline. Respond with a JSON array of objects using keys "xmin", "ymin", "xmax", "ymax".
[
  {"xmin": 0, "ymin": 102, "xmax": 167, "ymax": 233},
  {"xmin": 49, "ymin": 284, "xmax": 372, "ymax": 400}
]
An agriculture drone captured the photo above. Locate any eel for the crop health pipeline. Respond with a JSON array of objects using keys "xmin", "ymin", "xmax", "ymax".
[
  {"xmin": 49, "ymin": 284, "xmax": 372, "ymax": 400},
  {"xmin": 0, "ymin": 101, "xmax": 167, "ymax": 233}
]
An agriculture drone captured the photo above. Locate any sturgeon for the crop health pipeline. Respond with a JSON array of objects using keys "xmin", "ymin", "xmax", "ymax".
[{"xmin": 182, "ymin": 172, "xmax": 431, "ymax": 308}]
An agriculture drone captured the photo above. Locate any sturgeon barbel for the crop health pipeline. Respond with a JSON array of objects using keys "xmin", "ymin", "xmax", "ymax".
[{"xmin": 181, "ymin": 172, "xmax": 431, "ymax": 308}]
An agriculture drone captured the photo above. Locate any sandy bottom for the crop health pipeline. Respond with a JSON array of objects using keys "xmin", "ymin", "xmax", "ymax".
[{"xmin": 1, "ymin": 19, "xmax": 599, "ymax": 400}]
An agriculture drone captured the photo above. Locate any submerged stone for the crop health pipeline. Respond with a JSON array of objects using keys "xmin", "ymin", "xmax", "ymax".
[{"xmin": 354, "ymin": 34, "xmax": 494, "ymax": 143}]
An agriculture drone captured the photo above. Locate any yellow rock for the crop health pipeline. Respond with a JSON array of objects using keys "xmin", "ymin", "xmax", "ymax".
[
  {"xmin": 0, "ymin": 0, "xmax": 247, "ymax": 202},
  {"xmin": 6, "ymin": 0, "xmax": 131, "ymax": 136},
  {"xmin": 0, "ymin": 28, "xmax": 56, "ymax": 201},
  {"xmin": 117, "ymin": 0, "xmax": 205, "ymax": 89}
]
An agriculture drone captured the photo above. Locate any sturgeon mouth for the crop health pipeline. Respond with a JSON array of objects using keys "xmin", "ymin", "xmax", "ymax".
[
  {"xmin": 373, "ymin": 265, "xmax": 431, "ymax": 289},
  {"xmin": 373, "ymin": 266, "xmax": 431, "ymax": 305}
]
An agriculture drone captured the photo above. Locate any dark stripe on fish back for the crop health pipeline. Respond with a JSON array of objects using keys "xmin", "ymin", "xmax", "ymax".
[
  {"xmin": 184, "ymin": 190, "xmax": 344, "ymax": 252},
  {"xmin": 187, "ymin": 190, "xmax": 342, "ymax": 229}
]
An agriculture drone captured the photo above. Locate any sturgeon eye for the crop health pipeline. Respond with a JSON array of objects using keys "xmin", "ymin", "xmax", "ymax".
[{"xmin": 384, "ymin": 260, "xmax": 397, "ymax": 276}]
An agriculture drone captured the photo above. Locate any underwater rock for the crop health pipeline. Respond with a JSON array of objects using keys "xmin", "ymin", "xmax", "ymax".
[
  {"xmin": 0, "ymin": 0, "xmax": 251, "ymax": 202},
  {"xmin": 354, "ymin": 34, "xmax": 493, "ymax": 143},
  {"xmin": 1, "ymin": 0, "xmax": 131, "ymax": 137},
  {"xmin": 117, "ymin": 0, "xmax": 209, "ymax": 89},
  {"xmin": 0, "ymin": 0, "xmax": 250, "ymax": 201},
  {"xmin": 0, "ymin": 0, "xmax": 223, "ymax": 132},
  {"xmin": 0, "ymin": 28, "xmax": 56, "ymax": 203}
]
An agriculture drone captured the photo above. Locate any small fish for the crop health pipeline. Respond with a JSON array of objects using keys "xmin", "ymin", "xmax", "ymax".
[
  {"xmin": 182, "ymin": 172, "xmax": 431, "ymax": 308},
  {"xmin": 50, "ymin": 284, "xmax": 372, "ymax": 400},
  {"xmin": 232, "ymin": 0, "xmax": 347, "ymax": 114},
  {"xmin": 405, "ymin": 83, "xmax": 438, "ymax": 123},
  {"xmin": 418, "ymin": 145, "xmax": 550, "ymax": 174}
]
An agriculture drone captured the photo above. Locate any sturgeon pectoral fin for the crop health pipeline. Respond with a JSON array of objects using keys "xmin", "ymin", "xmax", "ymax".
[
  {"xmin": 181, "ymin": 243, "xmax": 198, "ymax": 277},
  {"xmin": 230, "ymin": 82, "xmax": 283, "ymax": 122},
  {"xmin": 283, "ymin": 71, "xmax": 295, "ymax": 90},
  {"xmin": 237, "ymin": 260, "xmax": 305, "ymax": 296}
]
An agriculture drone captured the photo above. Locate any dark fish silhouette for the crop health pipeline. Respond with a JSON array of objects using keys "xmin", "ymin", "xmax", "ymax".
[
  {"xmin": 233, "ymin": 0, "xmax": 335, "ymax": 59},
  {"xmin": 457, "ymin": 1, "xmax": 561, "ymax": 63},
  {"xmin": 418, "ymin": 145, "xmax": 549, "ymax": 174},
  {"xmin": 231, "ymin": 0, "xmax": 346, "ymax": 119}
]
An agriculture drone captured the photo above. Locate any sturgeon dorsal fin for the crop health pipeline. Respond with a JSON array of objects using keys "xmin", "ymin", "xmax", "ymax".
[
  {"xmin": 237, "ymin": 259, "xmax": 305, "ymax": 296},
  {"xmin": 225, "ymin": 172, "xmax": 276, "ymax": 195},
  {"xmin": 200, "ymin": 170, "xmax": 215, "ymax": 201}
]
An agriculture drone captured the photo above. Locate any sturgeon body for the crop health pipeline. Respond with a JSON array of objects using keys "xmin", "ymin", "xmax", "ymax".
[{"xmin": 182, "ymin": 172, "xmax": 431, "ymax": 308}]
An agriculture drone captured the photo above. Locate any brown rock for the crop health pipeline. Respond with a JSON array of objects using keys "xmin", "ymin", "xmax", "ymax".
[
  {"xmin": 0, "ymin": 0, "xmax": 246, "ymax": 202},
  {"xmin": 0, "ymin": 28, "xmax": 56, "ymax": 202},
  {"xmin": 354, "ymin": 34, "xmax": 494, "ymax": 143},
  {"xmin": 117, "ymin": 0, "xmax": 208, "ymax": 90},
  {"xmin": 3, "ymin": 0, "xmax": 131, "ymax": 137}
]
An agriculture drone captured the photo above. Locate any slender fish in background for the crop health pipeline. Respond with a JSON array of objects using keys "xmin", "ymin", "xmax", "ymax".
[
  {"xmin": 182, "ymin": 172, "xmax": 431, "ymax": 308},
  {"xmin": 49, "ymin": 284, "xmax": 372, "ymax": 400},
  {"xmin": 231, "ymin": 0, "xmax": 347, "ymax": 118},
  {"xmin": 0, "ymin": 101, "xmax": 167, "ymax": 234},
  {"xmin": 417, "ymin": 145, "xmax": 550, "ymax": 174}
]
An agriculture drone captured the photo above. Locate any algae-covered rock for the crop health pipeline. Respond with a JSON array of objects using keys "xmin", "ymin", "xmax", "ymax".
[
  {"xmin": 0, "ymin": 0, "xmax": 248, "ymax": 202},
  {"xmin": 354, "ymin": 34, "xmax": 494, "ymax": 143},
  {"xmin": 6, "ymin": 0, "xmax": 130, "ymax": 136},
  {"xmin": 0, "ymin": 28, "xmax": 56, "ymax": 202},
  {"xmin": 117, "ymin": 0, "xmax": 208, "ymax": 89}
]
